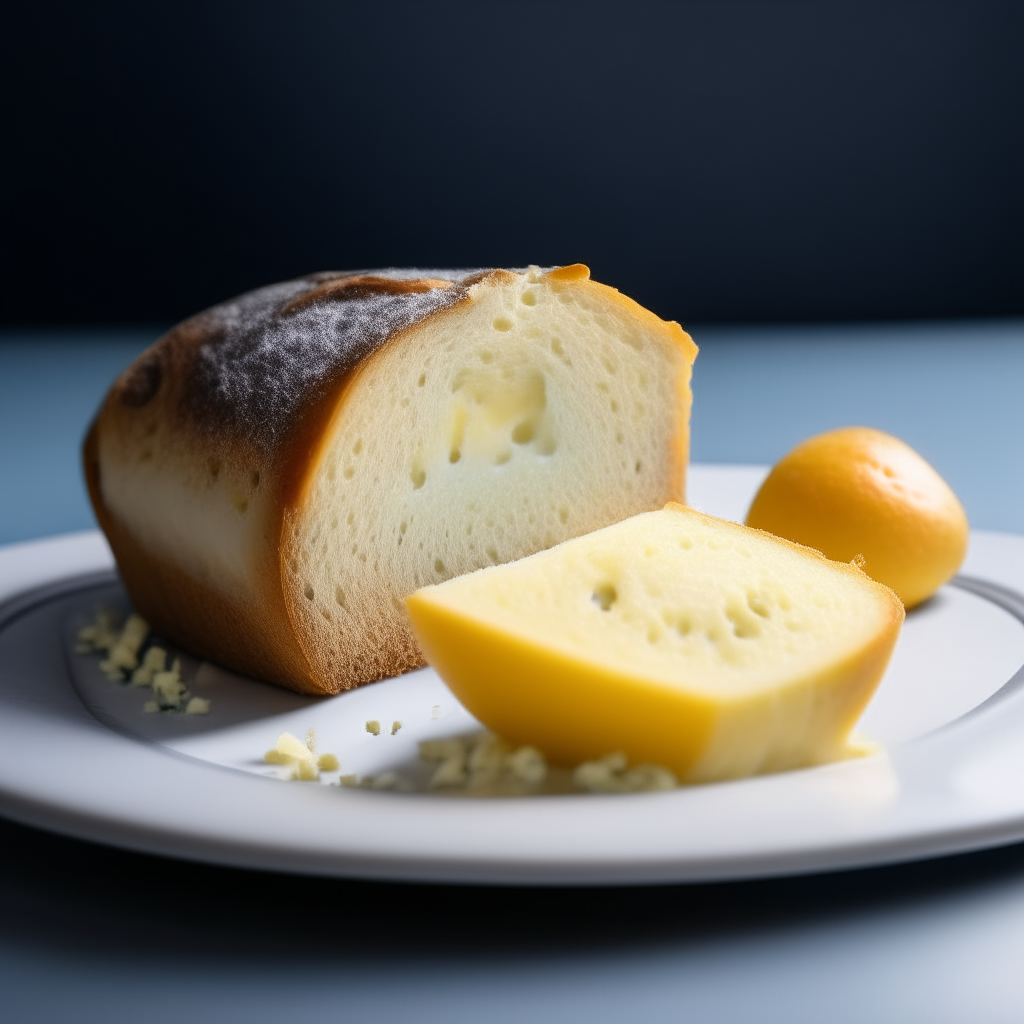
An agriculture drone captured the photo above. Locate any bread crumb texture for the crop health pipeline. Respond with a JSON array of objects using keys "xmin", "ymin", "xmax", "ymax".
[
  {"xmin": 285, "ymin": 266, "xmax": 695, "ymax": 689},
  {"xmin": 77, "ymin": 609, "xmax": 211, "ymax": 714},
  {"xmin": 406, "ymin": 504, "xmax": 904, "ymax": 782}
]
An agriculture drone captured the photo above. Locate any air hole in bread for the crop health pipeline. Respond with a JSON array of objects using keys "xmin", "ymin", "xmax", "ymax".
[
  {"xmin": 304, "ymin": 583, "xmax": 314, "ymax": 600},
  {"xmin": 492, "ymin": 317, "xmax": 513, "ymax": 332},
  {"xmin": 669, "ymin": 613, "xmax": 693, "ymax": 637},
  {"xmin": 520, "ymin": 290, "xmax": 537, "ymax": 306},
  {"xmin": 511, "ymin": 422, "xmax": 534, "ymax": 445},
  {"xmin": 434, "ymin": 558, "xmax": 445, "ymax": 574},
  {"xmin": 726, "ymin": 600, "xmax": 762, "ymax": 639}
]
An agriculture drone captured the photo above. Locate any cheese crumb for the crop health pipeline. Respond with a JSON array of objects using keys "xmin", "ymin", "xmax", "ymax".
[
  {"xmin": 365, "ymin": 720, "xmax": 381, "ymax": 735},
  {"xmin": 76, "ymin": 609, "xmax": 120, "ymax": 653},
  {"xmin": 419, "ymin": 734, "xmax": 549, "ymax": 793},
  {"xmin": 414, "ymin": 734, "xmax": 675, "ymax": 795},
  {"xmin": 264, "ymin": 731, "xmax": 340, "ymax": 782},
  {"xmin": 292, "ymin": 758, "xmax": 320, "ymax": 782},
  {"xmin": 391, "ymin": 720, "xmax": 402, "ymax": 735},
  {"xmin": 77, "ymin": 610, "xmax": 214, "ymax": 716},
  {"xmin": 152, "ymin": 659, "xmax": 186, "ymax": 709},
  {"xmin": 572, "ymin": 752, "xmax": 677, "ymax": 793},
  {"xmin": 272, "ymin": 732, "xmax": 314, "ymax": 761},
  {"xmin": 507, "ymin": 745, "xmax": 547, "ymax": 785},
  {"xmin": 131, "ymin": 646, "xmax": 167, "ymax": 687},
  {"xmin": 98, "ymin": 614, "xmax": 149, "ymax": 679}
]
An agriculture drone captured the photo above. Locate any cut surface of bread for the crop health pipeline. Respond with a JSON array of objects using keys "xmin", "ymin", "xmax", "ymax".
[
  {"xmin": 406, "ymin": 503, "xmax": 905, "ymax": 782},
  {"xmin": 87, "ymin": 265, "xmax": 697, "ymax": 694}
]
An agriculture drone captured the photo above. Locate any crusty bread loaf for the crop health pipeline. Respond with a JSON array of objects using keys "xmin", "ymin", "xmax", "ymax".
[{"xmin": 85, "ymin": 265, "xmax": 697, "ymax": 694}]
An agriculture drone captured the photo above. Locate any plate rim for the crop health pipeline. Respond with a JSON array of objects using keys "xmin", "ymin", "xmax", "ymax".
[{"xmin": 3, "ymin": 519, "xmax": 1024, "ymax": 886}]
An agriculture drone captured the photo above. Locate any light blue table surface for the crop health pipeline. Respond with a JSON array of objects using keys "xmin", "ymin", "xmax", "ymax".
[
  {"xmin": 1, "ymin": 320, "xmax": 1023, "ymax": 1023},
  {"xmin": 2, "ymin": 319, "xmax": 1022, "ymax": 544}
]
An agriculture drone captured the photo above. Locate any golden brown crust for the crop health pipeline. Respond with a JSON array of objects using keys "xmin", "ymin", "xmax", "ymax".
[{"xmin": 85, "ymin": 423, "xmax": 320, "ymax": 691}]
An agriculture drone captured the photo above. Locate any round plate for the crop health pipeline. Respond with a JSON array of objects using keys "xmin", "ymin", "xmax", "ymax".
[{"xmin": 2, "ymin": 465, "xmax": 1024, "ymax": 885}]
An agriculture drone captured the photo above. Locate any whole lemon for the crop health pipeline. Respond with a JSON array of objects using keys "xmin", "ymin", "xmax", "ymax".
[{"xmin": 745, "ymin": 427, "xmax": 968, "ymax": 608}]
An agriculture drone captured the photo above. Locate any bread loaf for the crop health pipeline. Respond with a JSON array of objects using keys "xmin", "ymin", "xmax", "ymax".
[{"xmin": 85, "ymin": 265, "xmax": 697, "ymax": 694}]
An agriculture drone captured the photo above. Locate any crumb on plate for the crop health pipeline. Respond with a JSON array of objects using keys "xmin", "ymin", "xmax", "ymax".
[{"xmin": 264, "ymin": 731, "xmax": 341, "ymax": 782}]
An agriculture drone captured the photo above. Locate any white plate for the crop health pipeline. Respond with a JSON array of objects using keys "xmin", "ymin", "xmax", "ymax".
[{"xmin": 2, "ymin": 465, "xmax": 1024, "ymax": 885}]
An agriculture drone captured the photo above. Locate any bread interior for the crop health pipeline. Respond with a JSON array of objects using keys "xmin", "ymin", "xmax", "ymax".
[{"xmin": 286, "ymin": 269, "xmax": 692, "ymax": 685}]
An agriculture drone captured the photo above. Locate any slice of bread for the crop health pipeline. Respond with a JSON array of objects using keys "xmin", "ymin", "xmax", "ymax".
[
  {"xmin": 406, "ymin": 503, "xmax": 905, "ymax": 782},
  {"xmin": 85, "ymin": 265, "xmax": 697, "ymax": 694}
]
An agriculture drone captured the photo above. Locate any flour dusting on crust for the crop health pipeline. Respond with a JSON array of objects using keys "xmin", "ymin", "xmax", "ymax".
[{"xmin": 176, "ymin": 269, "xmax": 491, "ymax": 449}]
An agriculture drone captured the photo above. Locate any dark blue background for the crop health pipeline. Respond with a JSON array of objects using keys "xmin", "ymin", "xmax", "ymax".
[{"xmin": 2, "ymin": 0, "xmax": 1022, "ymax": 326}]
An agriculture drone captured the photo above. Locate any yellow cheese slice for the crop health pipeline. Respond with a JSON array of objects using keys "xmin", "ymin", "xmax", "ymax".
[{"xmin": 406, "ymin": 503, "xmax": 904, "ymax": 783}]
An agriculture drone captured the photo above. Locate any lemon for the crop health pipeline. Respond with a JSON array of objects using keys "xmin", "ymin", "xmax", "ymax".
[{"xmin": 745, "ymin": 427, "xmax": 968, "ymax": 608}]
